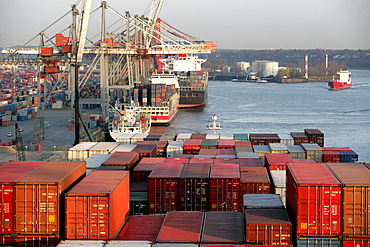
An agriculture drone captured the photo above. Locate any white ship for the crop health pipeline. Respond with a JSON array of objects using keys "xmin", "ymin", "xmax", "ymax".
[{"xmin": 108, "ymin": 101, "xmax": 151, "ymax": 141}]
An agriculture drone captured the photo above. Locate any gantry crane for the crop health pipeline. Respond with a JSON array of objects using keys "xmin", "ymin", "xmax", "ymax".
[{"xmin": 0, "ymin": 0, "xmax": 216, "ymax": 144}]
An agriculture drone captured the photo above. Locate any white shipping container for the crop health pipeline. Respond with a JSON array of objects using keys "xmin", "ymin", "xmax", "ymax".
[
  {"xmin": 205, "ymin": 133, "xmax": 220, "ymax": 139},
  {"xmin": 67, "ymin": 142, "xmax": 98, "ymax": 160},
  {"xmin": 131, "ymin": 133, "xmax": 148, "ymax": 143},
  {"xmin": 89, "ymin": 142, "xmax": 120, "ymax": 156},
  {"xmin": 269, "ymin": 143, "xmax": 288, "ymax": 153},
  {"xmin": 278, "ymin": 133, "xmax": 294, "ymax": 146},
  {"xmin": 166, "ymin": 141, "xmax": 185, "ymax": 157},
  {"xmin": 176, "ymin": 133, "xmax": 192, "ymax": 141},
  {"xmin": 116, "ymin": 133, "xmax": 135, "ymax": 144},
  {"xmin": 86, "ymin": 154, "xmax": 112, "ymax": 169},
  {"xmin": 287, "ymin": 145, "xmax": 306, "ymax": 159},
  {"xmin": 111, "ymin": 144, "xmax": 137, "ymax": 153},
  {"xmin": 219, "ymin": 133, "xmax": 234, "ymax": 139},
  {"xmin": 270, "ymin": 170, "xmax": 287, "ymax": 206},
  {"xmin": 300, "ymin": 143, "xmax": 323, "ymax": 162}
]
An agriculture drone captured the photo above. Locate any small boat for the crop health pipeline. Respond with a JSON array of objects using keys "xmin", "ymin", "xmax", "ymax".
[
  {"xmin": 108, "ymin": 101, "xmax": 151, "ymax": 141},
  {"xmin": 206, "ymin": 114, "xmax": 223, "ymax": 134},
  {"xmin": 328, "ymin": 70, "xmax": 352, "ymax": 90}
]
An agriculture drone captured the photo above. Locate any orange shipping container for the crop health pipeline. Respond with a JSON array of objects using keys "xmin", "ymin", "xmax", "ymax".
[
  {"xmin": 14, "ymin": 161, "xmax": 86, "ymax": 236},
  {"xmin": 65, "ymin": 170, "xmax": 129, "ymax": 240}
]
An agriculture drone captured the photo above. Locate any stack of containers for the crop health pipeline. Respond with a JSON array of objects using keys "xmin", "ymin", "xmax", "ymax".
[
  {"xmin": 325, "ymin": 163, "xmax": 370, "ymax": 245},
  {"xmin": 235, "ymin": 140, "xmax": 253, "ymax": 154},
  {"xmin": 178, "ymin": 163, "xmax": 211, "ymax": 211},
  {"xmin": 0, "ymin": 161, "xmax": 47, "ymax": 246},
  {"xmin": 201, "ymin": 212, "xmax": 244, "ymax": 244},
  {"xmin": 290, "ymin": 132, "xmax": 309, "ymax": 145},
  {"xmin": 209, "ymin": 163, "xmax": 240, "ymax": 211},
  {"xmin": 148, "ymin": 163, "xmax": 184, "ymax": 213},
  {"xmin": 88, "ymin": 142, "xmax": 119, "ymax": 156},
  {"xmin": 134, "ymin": 141, "xmax": 168, "ymax": 157},
  {"xmin": 65, "ymin": 170, "xmax": 130, "ymax": 240},
  {"xmin": 322, "ymin": 147, "xmax": 341, "ymax": 163},
  {"xmin": 265, "ymin": 153, "xmax": 293, "ymax": 171},
  {"xmin": 253, "ymin": 145, "xmax": 271, "ymax": 156},
  {"xmin": 183, "ymin": 139, "xmax": 202, "ymax": 154},
  {"xmin": 335, "ymin": 147, "xmax": 358, "ymax": 163},
  {"xmin": 218, "ymin": 139, "xmax": 236, "ymax": 149},
  {"xmin": 156, "ymin": 212, "xmax": 204, "ymax": 244},
  {"xmin": 67, "ymin": 142, "xmax": 98, "ymax": 160},
  {"xmin": 278, "ymin": 133, "xmax": 295, "ymax": 146},
  {"xmin": 159, "ymin": 133, "xmax": 177, "ymax": 143},
  {"xmin": 13, "ymin": 161, "xmax": 86, "ymax": 245},
  {"xmin": 102, "ymin": 152, "xmax": 139, "ymax": 170},
  {"xmin": 239, "ymin": 167, "xmax": 271, "ymax": 194},
  {"xmin": 191, "ymin": 133, "xmax": 206, "ymax": 139},
  {"xmin": 131, "ymin": 157, "xmax": 165, "ymax": 182},
  {"xmin": 166, "ymin": 141, "xmax": 185, "ymax": 157},
  {"xmin": 200, "ymin": 139, "xmax": 218, "ymax": 149},
  {"xmin": 234, "ymin": 133, "xmax": 249, "ymax": 141},
  {"xmin": 287, "ymin": 145, "xmax": 306, "ymax": 159},
  {"xmin": 286, "ymin": 162, "xmax": 342, "ymax": 245},
  {"xmin": 249, "ymin": 133, "xmax": 280, "ymax": 146},
  {"xmin": 304, "ymin": 128, "xmax": 324, "ymax": 147},
  {"xmin": 300, "ymin": 143, "xmax": 323, "ymax": 162},
  {"xmin": 132, "ymin": 144, "xmax": 157, "ymax": 158}
]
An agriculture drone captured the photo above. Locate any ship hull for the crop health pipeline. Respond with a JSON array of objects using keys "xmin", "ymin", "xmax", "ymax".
[
  {"xmin": 179, "ymin": 89, "xmax": 207, "ymax": 108},
  {"xmin": 328, "ymin": 81, "xmax": 351, "ymax": 90},
  {"xmin": 178, "ymin": 69, "xmax": 208, "ymax": 108}
]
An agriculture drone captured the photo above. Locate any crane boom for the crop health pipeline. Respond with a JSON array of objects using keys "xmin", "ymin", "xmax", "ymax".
[{"xmin": 77, "ymin": 0, "xmax": 92, "ymax": 63}]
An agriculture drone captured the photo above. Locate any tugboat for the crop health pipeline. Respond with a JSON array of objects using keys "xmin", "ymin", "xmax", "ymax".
[
  {"xmin": 328, "ymin": 69, "xmax": 352, "ymax": 90},
  {"xmin": 206, "ymin": 114, "xmax": 223, "ymax": 134},
  {"xmin": 108, "ymin": 101, "xmax": 151, "ymax": 141}
]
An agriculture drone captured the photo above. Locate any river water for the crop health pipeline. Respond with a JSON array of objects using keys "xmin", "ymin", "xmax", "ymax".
[{"xmin": 152, "ymin": 69, "xmax": 370, "ymax": 162}]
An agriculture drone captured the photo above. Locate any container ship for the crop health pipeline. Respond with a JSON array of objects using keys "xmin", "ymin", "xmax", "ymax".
[
  {"xmin": 131, "ymin": 73, "xmax": 180, "ymax": 125},
  {"xmin": 328, "ymin": 69, "xmax": 352, "ymax": 90},
  {"xmin": 160, "ymin": 54, "xmax": 208, "ymax": 108}
]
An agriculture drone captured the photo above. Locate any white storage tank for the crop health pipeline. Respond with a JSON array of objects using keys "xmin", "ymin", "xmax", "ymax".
[{"xmin": 251, "ymin": 60, "xmax": 279, "ymax": 77}]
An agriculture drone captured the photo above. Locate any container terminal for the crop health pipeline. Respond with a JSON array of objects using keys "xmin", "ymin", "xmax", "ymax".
[{"xmin": 0, "ymin": 1, "xmax": 369, "ymax": 247}]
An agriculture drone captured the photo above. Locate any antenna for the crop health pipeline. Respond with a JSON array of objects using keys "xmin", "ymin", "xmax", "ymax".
[{"xmin": 206, "ymin": 114, "xmax": 223, "ymax": 134}]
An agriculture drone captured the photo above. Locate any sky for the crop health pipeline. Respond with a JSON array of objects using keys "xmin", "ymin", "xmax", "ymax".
[{"xmin": 0, "ymin": 0, "xmax": 369, "ymax": 50}]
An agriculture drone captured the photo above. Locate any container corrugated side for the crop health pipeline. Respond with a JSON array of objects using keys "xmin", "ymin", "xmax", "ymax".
[
  {"xmin": 156, "ymin": 211, "xmax": 204, "ymax": 243},
  {"xmin": 178, "ymin": 163, "xmax": 210, "ymax": 211},
  {"xmin": 240, "ymin": 167, "xmax": 271, "ymax": 197},
  {"xmin": 13, "ymin": 235, "xmax": 60, "ymax": 247},
  {"xmin": 102, "ymin": 152, "xmax": 139, "ymax": 170},
  {"xmin": 342, "ymin": 238, "xmax": 370, "ymax": 247},
  {"xmin": 296, "ymin": 236, "xmax": 341, "ymax": 247},
  {"xmin": 65, "ymin": 170, "xmax": 129, "ymax": 240},
  {"xmin": 286, "ymin": 162, "xmax": 341, "ymax": 237},
  {"xmin": 67, "ymin": 142, "xmax": 98, "ymax": 160},
  {"xmin": 245, "ymin": 208, "xmax": 292, "ymax": 245},
  {"xmin": 270, "ymin": 170, "xmax": 287, "ymax": 207},
  {"xmin": 210, "ymin": 163, "xmax": 240, "ymax": 211},
  {"xmin": 202, "ymin": 212, "xmax": 244, "ymax": 244},
  {"xmin": 325, "ymin": 163, "xmax": 370, "ymax": 237},
  {"xmin": 116, "ymin": 215, "xmax": 164, "ymax": 241},
  {"xmin": 0, "ymin": 161, "xmax": 47, "ymax": 234},
  {"xmin": 88, "ymin": 142, "xmax": 119, "ymax": 155},
  {"xmin": 14, "ymin": 161, "xmax": 86, "ymax": 236},
  {"xmin": 148, "ymin": 163, "xmax": 183, "ymax": 213}
]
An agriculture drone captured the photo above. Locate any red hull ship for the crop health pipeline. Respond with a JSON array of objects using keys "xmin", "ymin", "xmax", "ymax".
[{"xmin": 328, "ymin": 70, "xmax": 352, "ymax": 90}]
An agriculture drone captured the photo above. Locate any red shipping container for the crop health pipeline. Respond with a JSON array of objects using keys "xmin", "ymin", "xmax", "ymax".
[
  {"xmin": 304, "ymin": 128, "xmax": 324, "ymax": 147},
  {"xmin": 364, "ymin": 162, "xmax": 370, "ymax": 170},
  {"xmin": 189, "ymin": 158, "xmax": 214, "ymax": 163},
  {"xmin": 342, "ymin": 238, "xmax": 370, "ymax": 247},
  {"xmin": 183, "ymin": 139, "xmax": 202, "ymax": 154},
  {"xmin": 286, "ymin": 162, "xmax": 342, "ymax": 237},
  {"xmin": 148, "ymin": 163, "xmax": 183, "ymax": 213},
  {"xmin": 13, "ymin": 235, "xmax": 60, "ymax": 247},
  {"xmin": 213, "ymin": 158, "xmax": 238, "ymax": 164},
  {"xmin": 217, "ymin": 149, "xmax": 236, "ymax": 155},
  {"xmin": 235, "ymin": 141, "xmax": 252, "ymax": 147},
  {"xmin": 102, "ymin": 152, "xmax": 139, "ymax": 170},
  {"xmin": 323, "ymin": 150, "xmax": 341, "ymax": 163},
  {"xmin": 116, "ymin": 215, "xmax": 164, "ymax": 241},
  {"xmin": 156, "ymin": 211, "xmax": 204, "ymax": 243},
  {"xmin": 14, "ymin": 161, "xmax": 86, "ymax": 236},
  {"xmin": 210, "ymin": 163, "xmax": 240, "ymax": 211},
  {"xmin": 326, "ymin": 163, "xmax": 370, "ymax": 237},
  {"xmin": 132, "ymin": 161, "xmax": 158, "ymax": 182},
  {"xmin": 191, "ymin": 134, "xmax": 206, "ymax": 139},
  {"xmin": 0, "ymin": 161, "xmax": 47, "ymax": 234},
  {"xmin": 218, "ymin": 139, "xmax": 236, "ymax": 149},
  {"xmin": 178, "ymin": 163, "xmax": 211, "ymax": 211},
  {"xmin": 199, "ymin": 149, "xmax": 217, "ymax": 156},
  {"xmin": 240, "ymin": 167, "xmax": 271, "ymax": 194},
  {"xmin": 0, "ymin": 234, "xmax": 13, "ymax": 246},
  {"xmin": 290, "ymin": 132, "xmax": 309, "ymax": 145},
  {"xmin": 265, "ymin": 153, "xmax": 293, "ymax": 171},
  {"xmin": 132, "ymin": 144, "xmax": 157, "ymax": 158},
  {"xmin": 134, "ymin": 141, "xmax": 167, "ymax": 157},
  {"xmin": 239, "ymin": 158, "xmax": 264, "ymax": 167},
  {"xmin": 245, "ymin": 208, "xmax": 292, "ymax": 245},
  {"xmin": 65, "ymin": 170, "xmax": 129, "ymax": 240},
  {"xmin": 164, "ymin": 157, "xmax": 189, "ymax": 163}
]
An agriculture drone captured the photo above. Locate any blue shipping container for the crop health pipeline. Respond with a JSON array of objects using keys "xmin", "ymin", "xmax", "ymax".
[
  {"xmin": 338, "ymin": 150, "xmax": 358, "ymax": 163},
  {"xmin": 297, "ymin": 237, "xmax": 341, "ymax": 247}
]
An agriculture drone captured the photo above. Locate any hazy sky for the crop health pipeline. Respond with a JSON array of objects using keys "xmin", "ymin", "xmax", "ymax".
[{"xmin": 1, "ymin": 0, "xmax": 369, "ymax": 49}]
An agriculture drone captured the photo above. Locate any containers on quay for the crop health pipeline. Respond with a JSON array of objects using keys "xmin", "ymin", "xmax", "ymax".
[
  {"xmin": 265, "ymin": 153, "xmax": 293, "ymax": 170},
  {"xmin": 0, "ymin": 161, "xmax": 47, "ymax": 234},
  {"xmin": 286, "ymin": 162, "xmax": 342, "ymax": 237},
  {"xmin": 243, "ymin": 194, "xmax": 285, "ymax": 209},
  {"xmin": 325, "ymin": 163, "xmax": 370, "ymax": 237},
  {"xmin": 14, "ymin": 161, "xmax": 86, "ymax": 236},
  {"xmin": 116, "ymin": 215, "xmax": 164, "ymax": 241},
  {"xmin": 210, "ymin": 163, "xmax": 240, "ymax": 211},
  {"xmin": 148, "ymin": 163, "xmax": 183, "ymax": 213},
  {"xmin": 102, "ymin": 152, "xmax": 139, "ymax": 169},
  {"xmin": 65, "ymin": 170, "xmax": 129, "ymax": 240},
  {"xmin": 202, "ymin": 212, "xmax": 244, "ymax": 244},
  {"xmin": 156, "ymin": 211, "xmax": 204, "ymax": 243},
  {"xmin": 245, "ymin": 208, "xmax": 292, "ymax": 245},
  {"xmin": 178, "ymin": 163, "xmax": 211, "ymax": 211}
]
